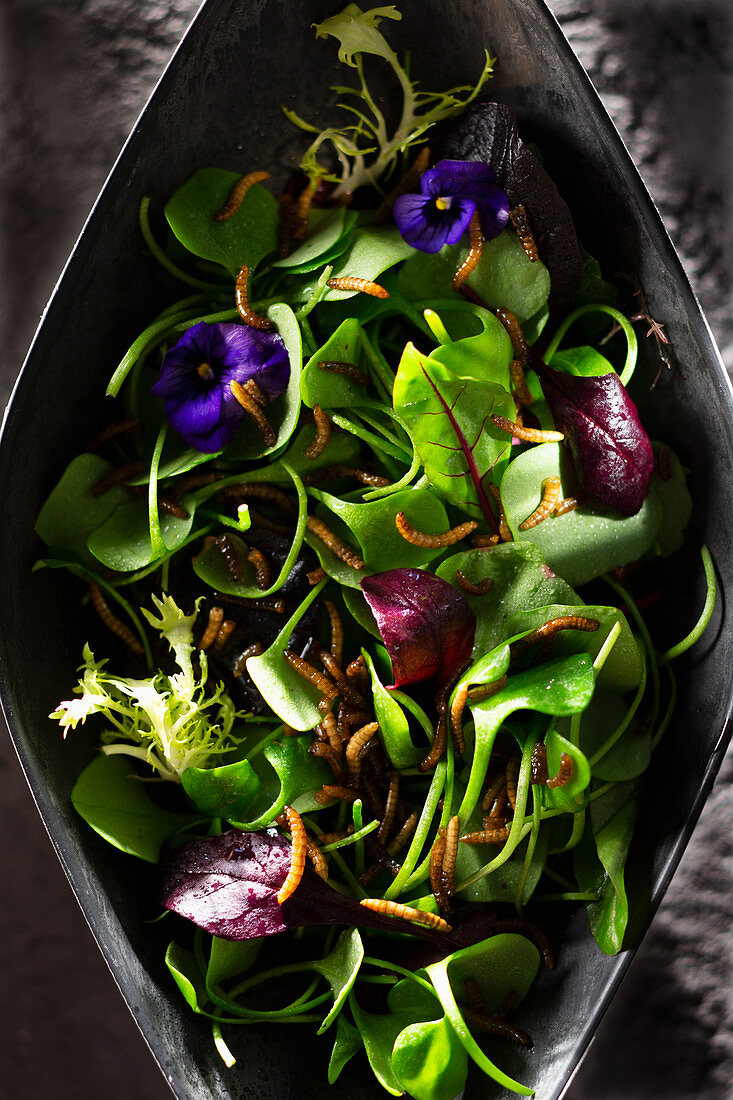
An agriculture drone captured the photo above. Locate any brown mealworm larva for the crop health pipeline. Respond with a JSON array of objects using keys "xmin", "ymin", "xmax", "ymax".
[
  {"xmin": 359, "ymin": 898, "xmax": 452, "ymax": 934},
  {"xmin": 345, "ymin": 655, "xmax": 369, "ymax": 686},
  {"xmin": 88, "ymin": 583, "xmax": 143, "ymax": 655},
  {"xmin": 491, "ymin": 415, "xmax": 564, "ymax": 445},
  {"xmin": 361, "ymin": 775, "xmax": 385, "ymax": 820},
  {"xmin": 318, "ymin": 829, "xmax": 353, "ymax": 846},
  {"xmin": 494, "ymin": 308, "xmax": 529, "ymax": 366},
  {"xmin": 395, "ymin": 512, "xmax": 478, "ymax": 549},
  {"xmin": 467, "ymin": 674, "xmax": 508, "ymax": 704},
  {"xmin": 283, "ymin": 649, "xmax": 339, "ymax": 700},
  {"xmin": 509, "ymin": 204, "xmax": 539, "ymax": 263},
  {"xmin": 441, "ymin": 815, "xmax": 460, "ymax": 904},
  {"xmin": 519, "ymin": 476, "xmax": 563, "ymax": 531},
  {"xmin": 293, "ymin": 179, "xmax": 316, "ymax": 240},
  {"xmin": 171, "ymin": 471, "xmax": 218, "ymax": 497},
  {"xmin": 247, "ymin": 547, "xmax": 271, "ymax": 590},
  {"xmin": 493, "ymin": 918, "xmax": 555, "ymax": 970},
  {"xmin": 506, "ymin": 755, "xmax": 520, "ymax": 811},
  {"xmin": 452, "ymin": 210, "xmax": 485, "ymax": 292},
  {"xmin": 231, "ymin": 642, "xmax": 264, "ymax": 677},
  {"xmin": 487, "ymin": 483, "xmax": 512, "ymax": 543},
  {"xmin": 417, "ymin": 713, "xmax": 447, "ymax": 773},
  {"xmin": 234, "ymin": 264, "xmax": 275, "ymax": 332},
  {"xmin": 129, "ymin": 485, "xmax": 190, "ymax": 519},
  {"xmin": 318, "ymin": 360, "xmax": 371, "ymax": 387},
  {"xmin": 212, "ymin": 619, "xmax": 236, "ymax": 651},
  {"xmin": 460, "ymin": 1005, "xmax": 532, "ymax": 1048},
  {"xmin": 306, "ymin": 516, "xmax": 364, "ymax": 570},
  {"xmin": 553, "ymin": 496, "xmax": 582, "ymax": 517},
  {"xmin": 531, "ymin": 744, "xmax": 549, "ymax": 785},
  {"xmin": 547, "ymin": 752, "xmax": 573, "ymax": 789},
  {"xmin": 215, "ymin": 170, "xmax": 270, "ymax": 221},
  {"xmin": 92, "ymin": 459, "xmax": 146, "ymax": 497},
  {"xmin": 386, "ymin": 811, "xmax": 418, "ymax": 855},
  {"xmin": 464, "ymin": 978, "xmax": 486, "ymax": 1017},
  {"xmin": 455, "ymin": 570, "xmax": 494, "ymax": 596},
  {"xmin": 317, "ymin": 712, "xmax": 341, "ymax": 750},
  {"xmin": 374, "ymin": 145, "xmax": 431, "ymax": 224},
  {"xmin": 87, "ymin": 417, "xmax": 143, "ymax": 451},
  {"xmin": 198, "ymin": 606, "xmax": 224, "ymax": 651},
  {"xmin": 276, "ymin": 806, "xmax": 307, "ymax": 904},
  {"xmin": 220, "ymin": 482, "xmax": 298, "ymax": 516},
  {"xmin": 481, "ymin": 772, "xmax": 508, "ymax": 814},
  {"xmin": 305, "ymin": 837, "xmax": 329, "ymax": 881},
  {"xmin": 213, "ymin": 533, "xmax": 244, "ymax": 583},
  {"xmin": 429, "ymin": 828, "xmax": 448, "ymax": 911},
  {"xmin": 250, "ymin": 597, "xmax": 285, "ymax": 614},
  {"xmin": 459, "ymin": 825, "xmax": 511, "ymax": 845},
  {"xmin": 471, "ymin": 534, "xmax": 501, "ymax": 548},
  {"xmin": 345, "ymin": 721, "xmax": 380, "ymax": 786},
  {"xmin": 510, "ymin": 615, "xmax": 599, "ymax": 660},
  {"xmin": 320, "ymin": 650, "xmax": 364, "ymax": 706},
  {"xmin": 326, "ymin": 277, "xmax": 390, "ymax": 299},
  {"xmin": 510, "ymin": 359, "xmax": 534, "ymax": 408},
  {"xmin": 242, "ymin": 378, "xmax": 268, "ymax": 407},
  {"xmin": 303, "ymin": 465, "xmax": 390, "ymax": 489},
  {"xmin": 657, "ymin": 443, "xmax": 672, "ymax": 481},
  {"xmin": 314, "ymin": 784, "xmax": 360, "ymax": 804},
  {"xmin": 307, "ymin": 566, "xmax": 326, "ymax": 586},
  {"xmin": 303, "ymin": 404, "xmax": 331, "ymax": 462},
  {"xmin": 449, "ymin": 682, "xmax": 469, "ymax": 755},
  {"xmin": 377, "ymin": 771, "xmax": 400, "ymax": 845},
  {"xmin": 309, "ymin": 740, "xmax": 346, "ymax": 785},
  {"xmin": 230, "ymin": 380, "xmax": 276, "ymax": 447},
  {"xmin": 324, "ymin": 599, "xmax": 344, "ymax": 668}
]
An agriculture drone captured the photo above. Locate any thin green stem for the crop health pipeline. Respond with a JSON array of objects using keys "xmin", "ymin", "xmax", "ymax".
[
  {"xmin": 330, "ymin": 413, "xmax": 410, "ymax": 462},
  {"xmin": 544, "ymin": 303, "xmax": 638, "ymax": 387},
  {"xmin": 661, "ymin": 546, "xmax": 716, "ymax": 662},
  {"xmin": 148, "ymin": 423, "xmax": 167, "ymax": 560},
  {"xmin": 139, "ymin": 197, "xmax": 231, "ymax": 292},
  {"xmin": 295, "ymin": 264, "xmax": 334, "ymax": 321},
  {"xmin": 384, "ymin": 762, "xmax": 446, "ymax": 899}
]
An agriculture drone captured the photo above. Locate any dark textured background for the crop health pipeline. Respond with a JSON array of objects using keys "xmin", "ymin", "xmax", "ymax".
[{"xmin": 1, "ymin": 1, "xmax": 732, "ymax": 1097}]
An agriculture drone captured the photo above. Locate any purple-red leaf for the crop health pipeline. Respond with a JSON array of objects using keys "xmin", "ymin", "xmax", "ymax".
[
  {"xmin": 361, "ymin": 569, "xmax": 476, "ymax": 689},
  {"xmin": 535, "ymin": 357, "xmax": 655, "ymax": 515}
]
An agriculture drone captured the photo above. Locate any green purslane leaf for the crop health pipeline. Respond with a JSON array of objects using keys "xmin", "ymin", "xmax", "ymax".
[
  {"xmin": 328, "ymin": 1014, "xmax": 363, "ymax": 1085},
  {"xmin": 392, "ymin": 1014, "xmax": 468, "ymax": 1100},
  {"xmin": 298, "ymin": 227, "xmax": 415, "ymax": 302},
  {"xmin": 362, "ymin": 648, "xmax": 420, "ymax": 768},
  {"xmin": 87, "ymin": 498, "xmax": 195, "ymax": 572},
  {"xmin": 232, "ymin": 734, "xmax": 332, "ymax": 828},
  {"xmin": 273, "ymin": 207, "xmax": 358, "ymax": 271},
  {"xmin": 35, "ymin": 454, "xmax": 130, "ymax": 562},
  {"xmin": 300, "ymin": 317, "xmax": 381, "ymax": 411},
  {"xmin": 316, "ymin": 927, "xmax": 364, "ymax": 1033},
  {"xmin": 348, "ymin": 992, "xmax": 411, "ymax": 1096},
  {"xmin": 182, "ymin": 758, "xmax": 261, "ymax": 821}
]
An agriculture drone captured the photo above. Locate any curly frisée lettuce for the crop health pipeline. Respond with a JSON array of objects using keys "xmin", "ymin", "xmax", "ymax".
[{"xmin": 51, "ymin": 594, "xmax": 239, "ymax": 782}]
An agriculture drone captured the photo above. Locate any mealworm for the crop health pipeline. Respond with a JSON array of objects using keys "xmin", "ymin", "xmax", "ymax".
[
  {"xmin": 506, "ymin": 755, "xmax": 520, "ymax": 811},
  {"xmin": 386, "ymin": 811, "xmax": 418, "ymax": 855},
  {"xmin": 247, "ymin": 547, "xmax": 271, "ymax": 590},
  {"xmin": 326, "ymin": 277, "xmax": 389, "ymax": 299},
  {"xmin": 276, "ymin": 806, "xmax": 307, "ymax": 904},
  {"xmin": 553, "ymin": 496, "xmax": 581, "ymax": 517},
  {"xmin": 460, "ymin": 1005, "xmax": 532, "ymax": 1048},
  {"xmin": 92, "ymin": 459, "xmax": 145, "ymax": 497},
  {"xmin": 361, "ymin": 774, "xmax": 385, "ymax": 820},
  {"xmin": 304, "ymin": 404, "xmax": 331, "ymax": 461},
  {"xmin": 215, "ymin": 170, "xmax": 270, "ymax": 221},
  {"xmin": 242, "ymin": 378, "xmax": 268, "ymax": 406},
  {"xmin": 251, "ymin": 597, "xmax": 285, "ymax": 614},
  {"xmin": 318, "ymin": 359, "xmax": 370, "ymax": 387},
  {"xmin": 493, "ymin": 917, "xmax": 555, "ymax": 969},
  {"xmin": 657, "ymin": 443, "xmax": 672, "ymax": 481},
  {"xmin": 317, "ymin": 712, "xmax": 341, "ymax": 750},
  {"xmin": 465, "ymin": 978, "xmax": 485, "ymax": 1016},
  {"xmin": 212, "ymin": 533, "xmax": 243, "ymax": 582},
  {"xmin": 430, "ymin": 828, "xmax": 448, "ymax": 912},
  {"xmin": 510, "ymin": 359, "xmax": 534, "ymax": 407},
  {"xmin": 459, "ymin": 825, "xmax": 511, "ymax": 845},
  {"xmin": 277, "ymin": 193, "xmax": 296, "ymax": 258},
  {"xmin": 230, "ymin": 380, "xmax": 276, "ymax": 446},
  {"xmin": 130, "ymin": 485, "xmax": 190, "ymax": 518},
  {"xmin": 467, "ymin": 674, "xmax": 508, "ymax": 703},
  {"xmin": 492, "ymin": 415, "xmax": 564, "ymax": 444},
  {"xmin": 441, "ymin": 815, "xmax": 460, "ymax": 904},
  {"xmin": 234, "ymin": 263, "xmax": 275, "ymax": 332},
  {"xmin": 530, "ymin": 743, "xmax": 549, "ymax": 785},
  {"xmin": 306, "ymin": 516, "xmax": 364, "ymax": 570},
  {"xmin": 449, "ymin": 683, "xmax": 469, "ymax": 755},
  {"xmin": 293, "ymin": 179, "xmax": 316, "ymax": 241},
  {"xmin": 282, "ymin": 724, "xmax": 300, "ymax": 737},
  {"xmin": 531, "ymin": 635, "xmax": 558, "ymax": 667},
  {"xmin": 324, "ymin": 599, "xmax": 344, "ymax": 668},
  {"xmin": 303, "ymin": 465, "xmax": 389, "ymax": 488},
  {"xmin": 377, "ymin": 771, "xmax": 400, "ymax": 845},
  {"xmin": 305, "ymin": 837, "xmax": 329, "ymax": 881},
  {"xmin": 510, "ymin": 615, "xmax": 599, "ymax": 659},
  {"xmin": 374, "ymin": 145, "xmax": 430, "ymax": 223},
  {"xmin": 417, "ymin": 713, "xmax": 447, "ymax": 773},
  {"xmin": 231, "ymin": 642, "xmax": 263, "ymax": 677},
  {"xmin": 320, "ymin": 650, "xmax": 364, "ymax": 705},
  {"xmin": 394, "ymin": 512, "xmax": 478, "ymax": 548},
  {"xmin": 88, "ymin": 583, "xmax": 143, "ymax": 655},
  {"xmin": 494, "ymin": 308, "xmax": 529, "ymax": 366},
  {"xmin": 283, "ymin": 649, "xmax": 339, "ymax": 700},
  {"xmin": 481, "ymin": 772, "xmax": 508, "ymax": 814},
  {"xmin": 547, "ymin": 752, "xmax": 573, "ymax": 789},
  {"xmin": 212, "ymin": 619, "xmax": 236, "ymax": 651},
  {"xmin": 452, "ymin": 210, "xmax": 484, "ymax": 292},
  {"xmin": 309, "ymin": 740, "xmax": 346, "ymax": 784},
  {"xmin": 307, "ymin": 566, "xmax": 326, "ymax": 586},
  {"xmin": 198, "ymin": 606, "xmax": 224, "ymax": 651},
  {"xmin": 487, "ymin": 483, "xmax": 512, "ymax": 542},
  {"xmin": 455, "ymin": 570, "xmax": 493, "ymax": 596},
  {"xmin": 509, "ymin": 204, "xmax": 539, "ymax": 263},
  {"xmin": 359, "ymin": 898, "xmax": 452, "ymax": 934},
  {"xmin": 346, "ymin": 721, "xmax": 380, "ymax": 786},
  {"xmin": 520, "ymin": 476, "xmax": 563, "ymax": 530},
  {"xmin": 345, "ymin": 655, "xmax": 369, "ymax": 687},
  {"xmin": 87, "ymin": 417, "xmax": 143, "ymax": 452},
  {"xmin": 220, "ymin": 482, "xmax": 298, "ymax": 516},
  {"xmin": 318, "ymin": 829, "xmax": 353, "ymax": 846},
  {"xmin": 314, "ymin": 784, "xmax": 360, "ymax": 804},
  {"xmin": 471, "ymin": 534, "xmax": 501, "ymax": 548}
]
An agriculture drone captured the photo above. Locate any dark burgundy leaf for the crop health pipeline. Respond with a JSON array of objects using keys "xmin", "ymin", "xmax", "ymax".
[
  {"xmin": 437, "ymin": 102, "xmax": 583, "ymax": 317},
  {"xmin": 361, "ymin": 568, "xmax": 476, "ymax": 688},
  {"xmin": 534, "ymin": 355, "xmax": 655, "ymax": 515}
]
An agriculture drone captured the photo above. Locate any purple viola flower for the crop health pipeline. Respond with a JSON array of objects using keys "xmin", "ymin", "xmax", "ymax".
[
  {"xmin": 393, "ymin": 159, "xmax": 510, "ymax": 253},
  {"xmin": 151, "ymin": 321, "xmax": 290, "ymax": 453}
]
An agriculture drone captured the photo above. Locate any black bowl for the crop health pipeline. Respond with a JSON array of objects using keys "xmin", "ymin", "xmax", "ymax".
[{"xmin": 1, "ymin": 1, "xmax": 732, "ymax": 1098}]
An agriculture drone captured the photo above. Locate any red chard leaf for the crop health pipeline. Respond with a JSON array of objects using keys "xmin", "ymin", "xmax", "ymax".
[
  {"xmin": 535, "ymin": 356, "xmax": 655, "ymax": 516},
  {"xmin": 361, "ymin": 569, "xmax": 476, "ymax": 689}
]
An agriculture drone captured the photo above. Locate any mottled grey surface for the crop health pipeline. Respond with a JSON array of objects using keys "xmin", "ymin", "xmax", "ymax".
[{"xmin": 1, "ymin": 1, "xmax": 732, "ymax": 1098}]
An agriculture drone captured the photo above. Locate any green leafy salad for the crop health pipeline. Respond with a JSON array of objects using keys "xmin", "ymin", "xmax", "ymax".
[{"xmin": 37, "ymin": 5, "xmax": 716, "ymax": 1097}]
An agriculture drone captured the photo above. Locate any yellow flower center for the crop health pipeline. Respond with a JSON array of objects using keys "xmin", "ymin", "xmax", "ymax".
[
  {"xmin": 435, "ymin": 196, "xmax": 451, "ymax": 211},
  {"xmin": 197, "ymin": 362, "xmax": 214, "ymax": 380}
]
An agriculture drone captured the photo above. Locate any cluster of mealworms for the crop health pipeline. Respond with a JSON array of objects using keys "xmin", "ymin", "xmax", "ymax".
[
  {"xmin": 429, "ymin": 815, "xmax": 460, "ymax": 914},
  {"xmin": 230, "ymin": 378, "xmax": 276, "ymax": 446}
]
